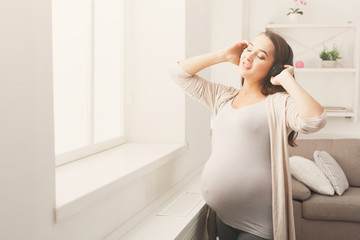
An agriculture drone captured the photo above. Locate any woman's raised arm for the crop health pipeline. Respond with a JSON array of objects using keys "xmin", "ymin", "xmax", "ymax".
[
  {"xmin": 271, "ymin": 65, "xmax": 325, "ymax": 118},
  {"xmin": 178, "ymin": 41, "xmax": 249, "ymax": 75},
  {"xmin": 169, "ymin": 41, "xmax": 248, "ymax": 112}
]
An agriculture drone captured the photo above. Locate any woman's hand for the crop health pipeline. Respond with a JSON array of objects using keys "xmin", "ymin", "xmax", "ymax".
[
  {"xmin": 224, "ymin": 40, "xmax": 249, "ymax": 66},
  {"xmin": 271, "ymin": 65, "xmax": 325, "ymax": 118},
  {"xmin": 270, "ymin": 65, "xmax": 295, "ymax": 86}
]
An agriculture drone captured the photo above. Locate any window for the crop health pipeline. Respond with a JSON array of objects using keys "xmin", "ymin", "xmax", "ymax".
[{"xmin": 52, "ymin": 0, "xmax": 125, "ymax": 166}]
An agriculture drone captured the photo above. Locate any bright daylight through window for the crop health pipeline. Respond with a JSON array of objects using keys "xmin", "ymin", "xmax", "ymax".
[{"xmin": 52, "ymin": 0, "xmax": 125, "ymax": 166}]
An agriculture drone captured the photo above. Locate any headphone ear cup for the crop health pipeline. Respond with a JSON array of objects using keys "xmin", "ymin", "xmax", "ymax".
[
  {"xmin": 268, "ymin": 63, "xmax": 285, "ymax": 77},
  {"xmin": 287, "ymin": 47, "xmax": 294, "ymax": 65},
  {"xmin": 268, "ymin": 46, "xmax": 293, "ymax": 77}
]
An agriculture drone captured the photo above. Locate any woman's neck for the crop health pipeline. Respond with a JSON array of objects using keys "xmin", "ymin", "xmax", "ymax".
[{"xmin": 240, "ymin": 79, "xmax": 264, "ymax": 98}]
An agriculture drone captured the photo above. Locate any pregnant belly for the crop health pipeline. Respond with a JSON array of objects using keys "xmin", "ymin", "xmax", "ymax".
[{"xmin": 201, "ymin": 154, "xmax": 272, "ymax": 216}]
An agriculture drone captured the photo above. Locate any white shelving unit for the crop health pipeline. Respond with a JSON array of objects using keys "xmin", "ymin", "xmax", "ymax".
[
  {"xmin": 265, "ymin": 22, "xmax": 360, "ymax": 122},
  {"xmin": 294, "ymin": 68, "xmax": 357, "ymax": 73},
  {"xmin": 265, "ymin": 23, "xmax": 358, "ymax": 29}
]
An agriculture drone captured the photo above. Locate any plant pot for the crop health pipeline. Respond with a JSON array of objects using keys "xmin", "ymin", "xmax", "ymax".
[
  {"xmin": 287, "ymin": 14, "xmax": 301, "ymax": 23},
  {"xmin": 321, "ymin": 60, "xmax": 337, "ymax": 68}
]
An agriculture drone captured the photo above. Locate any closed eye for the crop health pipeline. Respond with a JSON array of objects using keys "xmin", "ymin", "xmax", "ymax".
[
  {"xmin": 248, "ymin": 42, "xmax": 269, "ymax": 58},
  {"xmin": 247, "ymin": 48, "xmax": 265, "ymax": 59}
]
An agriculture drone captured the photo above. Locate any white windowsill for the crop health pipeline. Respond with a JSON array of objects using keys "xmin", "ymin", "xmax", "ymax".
[
  {"xmin": 55, "ymin": 142, "xmax": 188, "ymax": 222},
  {"xmin": 105, "ymin": 168, "xmax": 207, "ymax": 240}
]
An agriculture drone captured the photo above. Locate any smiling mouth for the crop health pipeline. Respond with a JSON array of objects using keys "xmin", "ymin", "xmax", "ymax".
[{"xmin": 242, "ymin": 61, "xmax": 251, "ymax": 70}]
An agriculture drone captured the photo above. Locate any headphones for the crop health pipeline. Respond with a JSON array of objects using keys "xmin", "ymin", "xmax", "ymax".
[{"xmin": 268, "ymin": 45, "xmax": 294, "ymax": 77}]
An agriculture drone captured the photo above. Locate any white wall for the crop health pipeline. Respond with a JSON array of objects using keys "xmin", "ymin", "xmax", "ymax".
[
  {"xmin": 210, "ymin": 0, "xmax": 244, "ymax": 89},
  {"xmin": 0, "ymin": 0, "xmax": 55, "ymax": 239},
  {"xmin": 125, "ymin": 0, "xmax": 186, "ymax": 143},
  {"xmin": 184, "ymin": 0, "xmax": 213, "ymax": 166},
  {"xmin": 0, "ymin": 0, "xmax": 212, "ymax": 239},
  {"xmin": 126, "ymin": 0, "xmax": 213, "ymax": 145},
  {"xmin": 210, "ymin": 0, "xmax": 360, "ymax": 139}
]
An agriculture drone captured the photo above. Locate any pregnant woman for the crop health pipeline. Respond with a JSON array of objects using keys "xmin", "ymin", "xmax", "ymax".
[{"xmin": 169, "ymin": 31, "xmax": 326, "ymax": 240}]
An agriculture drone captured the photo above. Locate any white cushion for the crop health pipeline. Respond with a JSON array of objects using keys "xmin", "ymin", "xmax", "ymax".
[
  {"xmin": 289, "ymin": 156, "xmax": 334, "ymax": 195},
  {"xmin": 314, "ymin": 151, "xmax": 349, "ymax": 196}
]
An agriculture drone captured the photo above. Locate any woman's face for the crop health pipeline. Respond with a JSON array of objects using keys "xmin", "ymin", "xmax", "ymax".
[{"xmin": 239, "ymin": 34, "xmax": 275, "ymax": 83}]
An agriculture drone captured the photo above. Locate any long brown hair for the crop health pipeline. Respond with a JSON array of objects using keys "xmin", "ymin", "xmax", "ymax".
[{"xmin": 241, "ymin": 30, "xmax": 298, "ymax": 147}]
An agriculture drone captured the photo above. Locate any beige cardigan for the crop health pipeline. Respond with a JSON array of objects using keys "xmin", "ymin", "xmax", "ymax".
[{"xmin": 170, "ymin": 63, "xmax": 327, "ymax": 240}]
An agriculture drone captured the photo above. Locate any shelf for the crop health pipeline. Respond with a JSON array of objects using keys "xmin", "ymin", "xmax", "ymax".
[
  {"xmin": 325, "ymin": 111, "xmax": 355, "ymax": 118},
  {"xmin": 266, "ymin": 23, "xmax": 357, "ymax": 29},
  {"xmin": 294, "ymin": 68, "xmax": 357, "ymax": 73},
  {"xmin": 266, "ymin": 22, "xmax": 359, "ymax": 122}
]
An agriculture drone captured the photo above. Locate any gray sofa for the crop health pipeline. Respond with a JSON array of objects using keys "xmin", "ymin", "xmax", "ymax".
[{"xmin": 289, "ymin": 138, "xmax": 360, "ymax": 240}]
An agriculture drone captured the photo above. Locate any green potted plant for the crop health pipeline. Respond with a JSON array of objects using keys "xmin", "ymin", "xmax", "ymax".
[
  {"xmin": 287, "ymin": 0, "xmax": 307, "ymax": 22},
  {"xmin": 319, "ymin": 45, "xmax": 342, "ymax": 68}
]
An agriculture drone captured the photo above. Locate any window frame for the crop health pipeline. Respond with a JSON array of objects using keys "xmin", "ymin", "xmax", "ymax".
[{"xmin": 53, "ymin": 0, "xmax": 127, "ymax": 167}]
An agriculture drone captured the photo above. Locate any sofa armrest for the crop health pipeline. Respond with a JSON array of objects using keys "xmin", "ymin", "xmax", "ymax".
[{"xmin": 292, "ymin": 176, "xmax": 311, "ymax": 201}]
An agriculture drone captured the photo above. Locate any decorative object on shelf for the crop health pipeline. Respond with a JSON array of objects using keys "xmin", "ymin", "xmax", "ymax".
[
  {"xmin": 287, "ymin": 14, "xmax": 300, "ymax": 23},
  {"xmin": 295, "ymin": 60, "xmax": 304, "ymax": 68},
  {"xmin": 287, "ymin": 0, "xmax": 308, "ymax": 22},
  {"xmin": 319, "ymin": 45, "xmax": 342, "ymax": 68}
]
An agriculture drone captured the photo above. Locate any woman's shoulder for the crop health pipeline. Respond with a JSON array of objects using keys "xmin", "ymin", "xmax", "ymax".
[
  {"xmin": 268, "ymin": 91, "xmax": 290, "ymax": 102},
  {"xmin": 213, "ymin": 85, "xmax": 238, "ymax": 114},
  {"xmin": 217, "ymin": 83, "xmax": 238, "ymax": 93},
  {"xmin": 216, "ymin": 84, "xmax": 238, "ymax": 101},
  {"xmin": 267, "ymin": 92, "xmax": 292, "ymax": 114}
]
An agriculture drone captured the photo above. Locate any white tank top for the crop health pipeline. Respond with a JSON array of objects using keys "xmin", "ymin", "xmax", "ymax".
[{"xmin": 201, "ymin": 96, "xmax": 273, "ymax": 239}]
